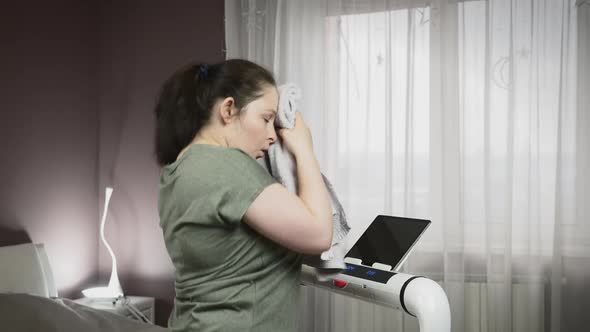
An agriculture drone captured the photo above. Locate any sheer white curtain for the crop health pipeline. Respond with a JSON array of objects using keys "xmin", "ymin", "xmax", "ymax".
[{"xmin": 225, "ymin": 0, "xmax": 589, "ymax": 331}]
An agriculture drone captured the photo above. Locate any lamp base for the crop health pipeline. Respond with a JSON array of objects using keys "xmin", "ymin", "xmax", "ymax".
[{"xmin": 82, "ymin": 286, "xmax": 123, "ymax": 299}]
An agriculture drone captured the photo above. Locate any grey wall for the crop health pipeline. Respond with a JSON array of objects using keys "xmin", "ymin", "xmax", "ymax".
[
  {"xmin": 0, "ymin": 1, "xmax": 100, "ymax": 297},
  {"xmin": 96, "ymin": 0, "xmax": 225, "ymax": 325}
]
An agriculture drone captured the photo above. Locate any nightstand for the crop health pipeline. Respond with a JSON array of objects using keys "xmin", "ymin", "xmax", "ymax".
[{"xmin": 74, "ymin": 296, "xmax": 155, "ymax": 323}]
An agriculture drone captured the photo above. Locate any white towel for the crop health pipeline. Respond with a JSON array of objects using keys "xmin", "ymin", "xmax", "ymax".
[{"xmin": 258, "ymin": 83, "xmax": 351, "ymax": 271}]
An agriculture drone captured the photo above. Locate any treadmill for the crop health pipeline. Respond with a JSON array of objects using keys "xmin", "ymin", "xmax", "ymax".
[{"xmin": 301, "ymin": 215, "xmax": 451, "ymax": 332}]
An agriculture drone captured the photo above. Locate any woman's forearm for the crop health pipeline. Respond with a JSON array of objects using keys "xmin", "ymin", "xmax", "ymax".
[{"xmin": 294, "ymin": 151, "xmax": 333, "ymax": 242}]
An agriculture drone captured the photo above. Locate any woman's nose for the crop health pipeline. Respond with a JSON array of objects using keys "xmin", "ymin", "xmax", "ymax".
[{"xmin": 269, "ymin": 125, "xmax": 277, "ymax": 144}]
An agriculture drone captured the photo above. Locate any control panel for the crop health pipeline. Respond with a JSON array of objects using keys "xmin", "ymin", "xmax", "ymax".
[{"xmin": 341, "ymin": 263, "xmax": 396, "ymax": 284}]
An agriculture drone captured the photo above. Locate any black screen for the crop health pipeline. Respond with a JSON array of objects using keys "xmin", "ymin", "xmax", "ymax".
[{"xmin": 346, "ymin": 215, "xmax": 431, "ymax": 269}]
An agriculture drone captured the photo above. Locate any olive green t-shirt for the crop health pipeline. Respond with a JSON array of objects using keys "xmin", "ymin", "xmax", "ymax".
[{"xmin": 158, "ymin": 144, "xmax": 302, "ymax": 332}]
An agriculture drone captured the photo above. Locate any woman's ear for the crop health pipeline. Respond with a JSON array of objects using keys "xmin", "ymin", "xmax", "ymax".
[{"xmin": 218, "ymin": 97, "xmax": 238, "ymax": 125}]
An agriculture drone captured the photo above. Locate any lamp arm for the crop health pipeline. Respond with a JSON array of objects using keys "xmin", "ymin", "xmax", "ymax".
[
  {"xmin": 99, "ymin": 187, "xmax": 121, "ymax": 293},
  {"xmin": 99, "ymin": 187, "xmax": 117, "ymax": 268}
]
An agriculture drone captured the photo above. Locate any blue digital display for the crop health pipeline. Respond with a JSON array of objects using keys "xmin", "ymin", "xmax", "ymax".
[{"xmin": 343, "ymin": 263, "xmax": 395, "ymax": 284}]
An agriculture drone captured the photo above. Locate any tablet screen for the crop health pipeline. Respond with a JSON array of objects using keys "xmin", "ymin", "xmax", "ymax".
[{"xmin": 345, "ymin": 215, "xmax": 431, "ymax": 270}]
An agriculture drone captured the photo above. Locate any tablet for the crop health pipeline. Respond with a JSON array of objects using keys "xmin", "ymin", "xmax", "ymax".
[{"xmin": 345, "ymin": 215, "xmax": 431, "ymax": 272}]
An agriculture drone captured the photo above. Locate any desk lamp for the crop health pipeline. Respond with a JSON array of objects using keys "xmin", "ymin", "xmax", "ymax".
[{"xmin": 82, "ymin": 187, "xmax": 123, "ymax": 298}]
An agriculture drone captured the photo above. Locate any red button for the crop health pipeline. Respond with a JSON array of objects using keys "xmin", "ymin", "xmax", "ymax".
[{"xmin": 333, "ymin": 279, "xmax": 347, "ymax": 288}]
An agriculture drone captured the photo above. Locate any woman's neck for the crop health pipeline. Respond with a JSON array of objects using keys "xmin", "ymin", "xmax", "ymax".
[
  {"xmin": 192, "ymin": 131, "xmax": 226, "ymax": 146},
  {"xmin": 176, "ymin": 132, "xmax": 227, "ymax": 161}
]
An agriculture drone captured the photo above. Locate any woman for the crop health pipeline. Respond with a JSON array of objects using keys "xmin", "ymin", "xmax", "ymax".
[{"xmin": 155, "ymin": 59, "xmax": 333, "ymax": 331}]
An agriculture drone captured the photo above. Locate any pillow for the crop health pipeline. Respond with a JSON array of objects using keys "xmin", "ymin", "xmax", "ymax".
[{"xmin": 0, "ymin": 243, "xmax": 50, "ymax": 297}]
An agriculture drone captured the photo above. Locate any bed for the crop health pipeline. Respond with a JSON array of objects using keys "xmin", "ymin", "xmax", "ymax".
[{"xmin": 0, "ymin": 243, "xmax": 168, "ymax": 332}]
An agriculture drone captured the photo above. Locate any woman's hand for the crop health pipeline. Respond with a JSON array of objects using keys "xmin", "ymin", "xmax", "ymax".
[{"xmin": 277, "ymin": 112, "xmax": 315, "ymax": 159}]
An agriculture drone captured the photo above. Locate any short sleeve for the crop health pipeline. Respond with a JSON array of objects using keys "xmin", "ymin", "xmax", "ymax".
[{"xmin": 214, "ymin": 150, "xmax": 277, "ymax": 225}]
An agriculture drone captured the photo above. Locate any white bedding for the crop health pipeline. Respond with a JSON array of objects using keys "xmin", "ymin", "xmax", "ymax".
[{"xmin": 0, "ymin": 293, "xmax": 169, "ymax": 332}]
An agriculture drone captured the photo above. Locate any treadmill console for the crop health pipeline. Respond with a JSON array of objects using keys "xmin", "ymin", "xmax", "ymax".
[{"xmin": 300, "ymin": 215, "xmax": 451, "ymax": 332}]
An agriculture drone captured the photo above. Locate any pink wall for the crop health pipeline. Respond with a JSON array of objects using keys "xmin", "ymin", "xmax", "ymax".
[
  {"xmin": 0, "ymin": 1, "xmax": 99, "ymax": 297},
  {"xmin": 1, "ymin": 0, "xmax": 225, "ymax": 325}
]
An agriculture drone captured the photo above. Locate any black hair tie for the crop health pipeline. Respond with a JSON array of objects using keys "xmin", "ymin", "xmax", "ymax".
[{"xmin": 197, "ymin": 64, "xmax": 209, "ymax": 79}]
